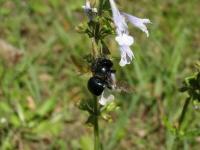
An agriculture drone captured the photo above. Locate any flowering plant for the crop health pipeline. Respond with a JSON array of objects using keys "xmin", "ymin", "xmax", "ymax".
[{"xmin": 77, "ymin": 0, "xmax": 150, "ymax": 149}]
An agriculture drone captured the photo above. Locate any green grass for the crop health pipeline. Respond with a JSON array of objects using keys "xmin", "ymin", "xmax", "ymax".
[{"xmin": 0, "ymin": 0, "xmax": 200, "ymax": 149}]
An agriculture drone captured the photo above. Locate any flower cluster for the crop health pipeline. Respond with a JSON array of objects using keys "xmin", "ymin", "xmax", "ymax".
[{"xmin": 109, "ymin": 0, "xmax": 151, "ymax": 66}]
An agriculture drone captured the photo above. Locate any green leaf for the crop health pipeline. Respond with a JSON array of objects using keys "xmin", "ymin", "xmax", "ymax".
[
  {"xmin": 16, "ymin": 102, "xmax": 25, "ymax": 123},
  {"xmin": 0, "ymin": 102, "xmax": 12, "ymax": 113},
  {"xmin": 163, "ymin": 117, "xmax": 177, "ymax": 135},
  {"xmin": 10, "ymin": 115, "xmax": 21, "ymax": 127},
  {"xmin": 37, "ymin": 97, "xmax": 56, "ymax": 116},
  {"xmin": 85, "ymin": 115, "xmax": 95, "ymax": 126},
  {"xmin": 29, "ymin": 0, "xmax": 50, "ymax": 14},
  {"xmin": 79, "ymin": 99, "xmax": 94, "ymax": 114},
  {"xmin": 32, "ymin": 120, "xmax": 62, "ymax": 137}
]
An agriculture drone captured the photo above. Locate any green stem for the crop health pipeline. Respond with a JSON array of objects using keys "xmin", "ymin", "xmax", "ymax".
[
  {"xmin": 178, "ymin": 97, "xmax": 191, "ymax": 128},
  {"xmin": 94, "ymin": 96, "xmax": 100, "ymax": 150},
  {"xmin": 98, "ymin": 0, "xmax": 104, "ymax": 15},
  {"xmin": 93, "ymin": 1, "xmax": 104, "ymax": 149}
]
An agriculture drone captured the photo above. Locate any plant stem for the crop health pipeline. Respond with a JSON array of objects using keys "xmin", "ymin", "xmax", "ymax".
[
  {"xmin": 178, "ymin": 97, "xmax": 191, "ymax": 128},
  {"xmin": 93, "ymin": 1, "xmax": 104, "ymax": 149},
  {"xmin": 94, "ymin": 96, "xmax": 100, "ymax": 150},
  {"xmin": 98, "ymin": 0, "xmax": 104, "ymax": 15}
]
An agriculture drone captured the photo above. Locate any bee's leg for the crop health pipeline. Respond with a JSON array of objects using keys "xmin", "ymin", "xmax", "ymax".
[{"xmin": 105, "ymin": 80, "xmax": 112, "ymax": 89}]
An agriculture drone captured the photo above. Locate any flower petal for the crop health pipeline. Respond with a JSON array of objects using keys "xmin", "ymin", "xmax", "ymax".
[
  {"xmin": 119, "ymin": 45, "xmax": 134, "ymax": 67},
  {"xmin": 123, "ymin": 13, "xmax": 151, "ymax": 37},
  {"xmin": 115, "ymin": 34, "xmax": 134, "ymax": 46},
  {"xmin": 82, "ymin": 0, "xmax": 91, "ymax": 10},
  {"xmin": 109, "ymin": 0, "xmax": 128, "ymax": 35},
  {"xmin": 115, "ymin": 34, "xmax": 134, "ymax": 67},
  {"xmin": 99, "ymin": 88, "xmax": 115, "ymax": 105}
]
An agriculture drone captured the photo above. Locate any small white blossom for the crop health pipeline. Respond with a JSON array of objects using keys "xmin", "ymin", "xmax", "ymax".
[
  {"xmin": 115, "ymin": 34, "xmax": 134, "ymax": 66},
  {"xmin": 109, "ymin": 0, "xmax": 128, "ymax": 35},
  {"xmin": 109, "ymin": 0, "xmax": 150, "ymax": 67},
  {"xmin": 99, "ymin": 73, "xmax": 117, "ymax": 105},
  {"xmin": 115, "ymin": 34, "xmax": 134, "ymax": 46},
  {"xmin": 109, "ymin": 0, "xmax": 135, "ymax": 67},
  {"xmin": 82, "ymin": 0, "xmax": 97, "ymax": 21},
  {"xmin": 123, "ymin": 13, "xmax": 151, "ymax": 37},
  {"xmin": 119, "ymin": 45, "xmax": 134, "ymax": 66},
  {"xmin": 99, "ymin": 88, "xmax": 114, "ymax": 106}
]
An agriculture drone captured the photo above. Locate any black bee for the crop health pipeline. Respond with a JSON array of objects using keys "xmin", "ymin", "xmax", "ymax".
[
  {"xmin": 87, "ymin": 76, "xmax": 106, "ymax": 96},
  {"xmin": 87, "ymin": 58, "xmax": 116, "ymax": 96}
]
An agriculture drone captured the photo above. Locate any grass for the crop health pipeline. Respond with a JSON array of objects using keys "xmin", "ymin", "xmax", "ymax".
[{"xmin": 0, "ymin": 0, "xmax": 200, "ymax": 149}]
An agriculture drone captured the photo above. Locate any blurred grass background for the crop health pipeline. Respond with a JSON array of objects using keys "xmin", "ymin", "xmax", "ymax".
[{"xmin": 0, "ymin": 0, "xmax": 200, "ymax": 149}]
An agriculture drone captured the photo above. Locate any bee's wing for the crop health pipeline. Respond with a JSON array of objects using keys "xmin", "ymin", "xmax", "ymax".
[{"xmin": 115, "ymin": 81, "xmax": 135, "ymax": 93}]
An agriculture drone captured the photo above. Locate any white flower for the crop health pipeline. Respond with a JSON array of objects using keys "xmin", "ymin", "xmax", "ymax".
[
  {"xmin": 122, "ymin": 13, "xmax": 151, "ymax": 37},
  {"xmin": 99, "ymin": 73, "xmax": 117, "ymax": 105},
  {"xmin": 119, "ymin": 45, "xmax": 134, "ymax": 66},
  {"xmin": 115, "ymin": 34, "xmax": 134, "ymax": 66},
  {"xmin": 109, "ymin": 0, "xmax": 135, "ymax": 66},
  {"xmin": 99, "ymin": 88, "xmax": 114, "ymax": 105},
  {"xmin": 109, "ymin": 0, "xmax": 128, "ymax": 35},
  {"xmin": 82, "ymin": 0, "xmax": 97, "ymax": 21},
  {"xmin": 109, "ymin": 0, "xmax": 150, "ymax": 67},
  {"xmin": 115, "ymin": 34, "xmax": 134, "ymax": 46}
]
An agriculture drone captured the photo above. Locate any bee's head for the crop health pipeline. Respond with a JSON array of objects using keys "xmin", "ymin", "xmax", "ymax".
[{"xmin": 91, "ymin": 58, "xmax": 115, "ymax": 77}]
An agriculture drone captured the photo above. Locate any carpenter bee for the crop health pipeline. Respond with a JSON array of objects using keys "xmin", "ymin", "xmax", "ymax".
[{"xmin": 88, "ymin": 58, "xmax": 116, "ymax": 96}]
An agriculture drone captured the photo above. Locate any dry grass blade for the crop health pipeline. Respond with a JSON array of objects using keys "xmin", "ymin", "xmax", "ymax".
[{"xmin": 0, "ymin": 39, "xmax": 23, "ymax": 66}]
